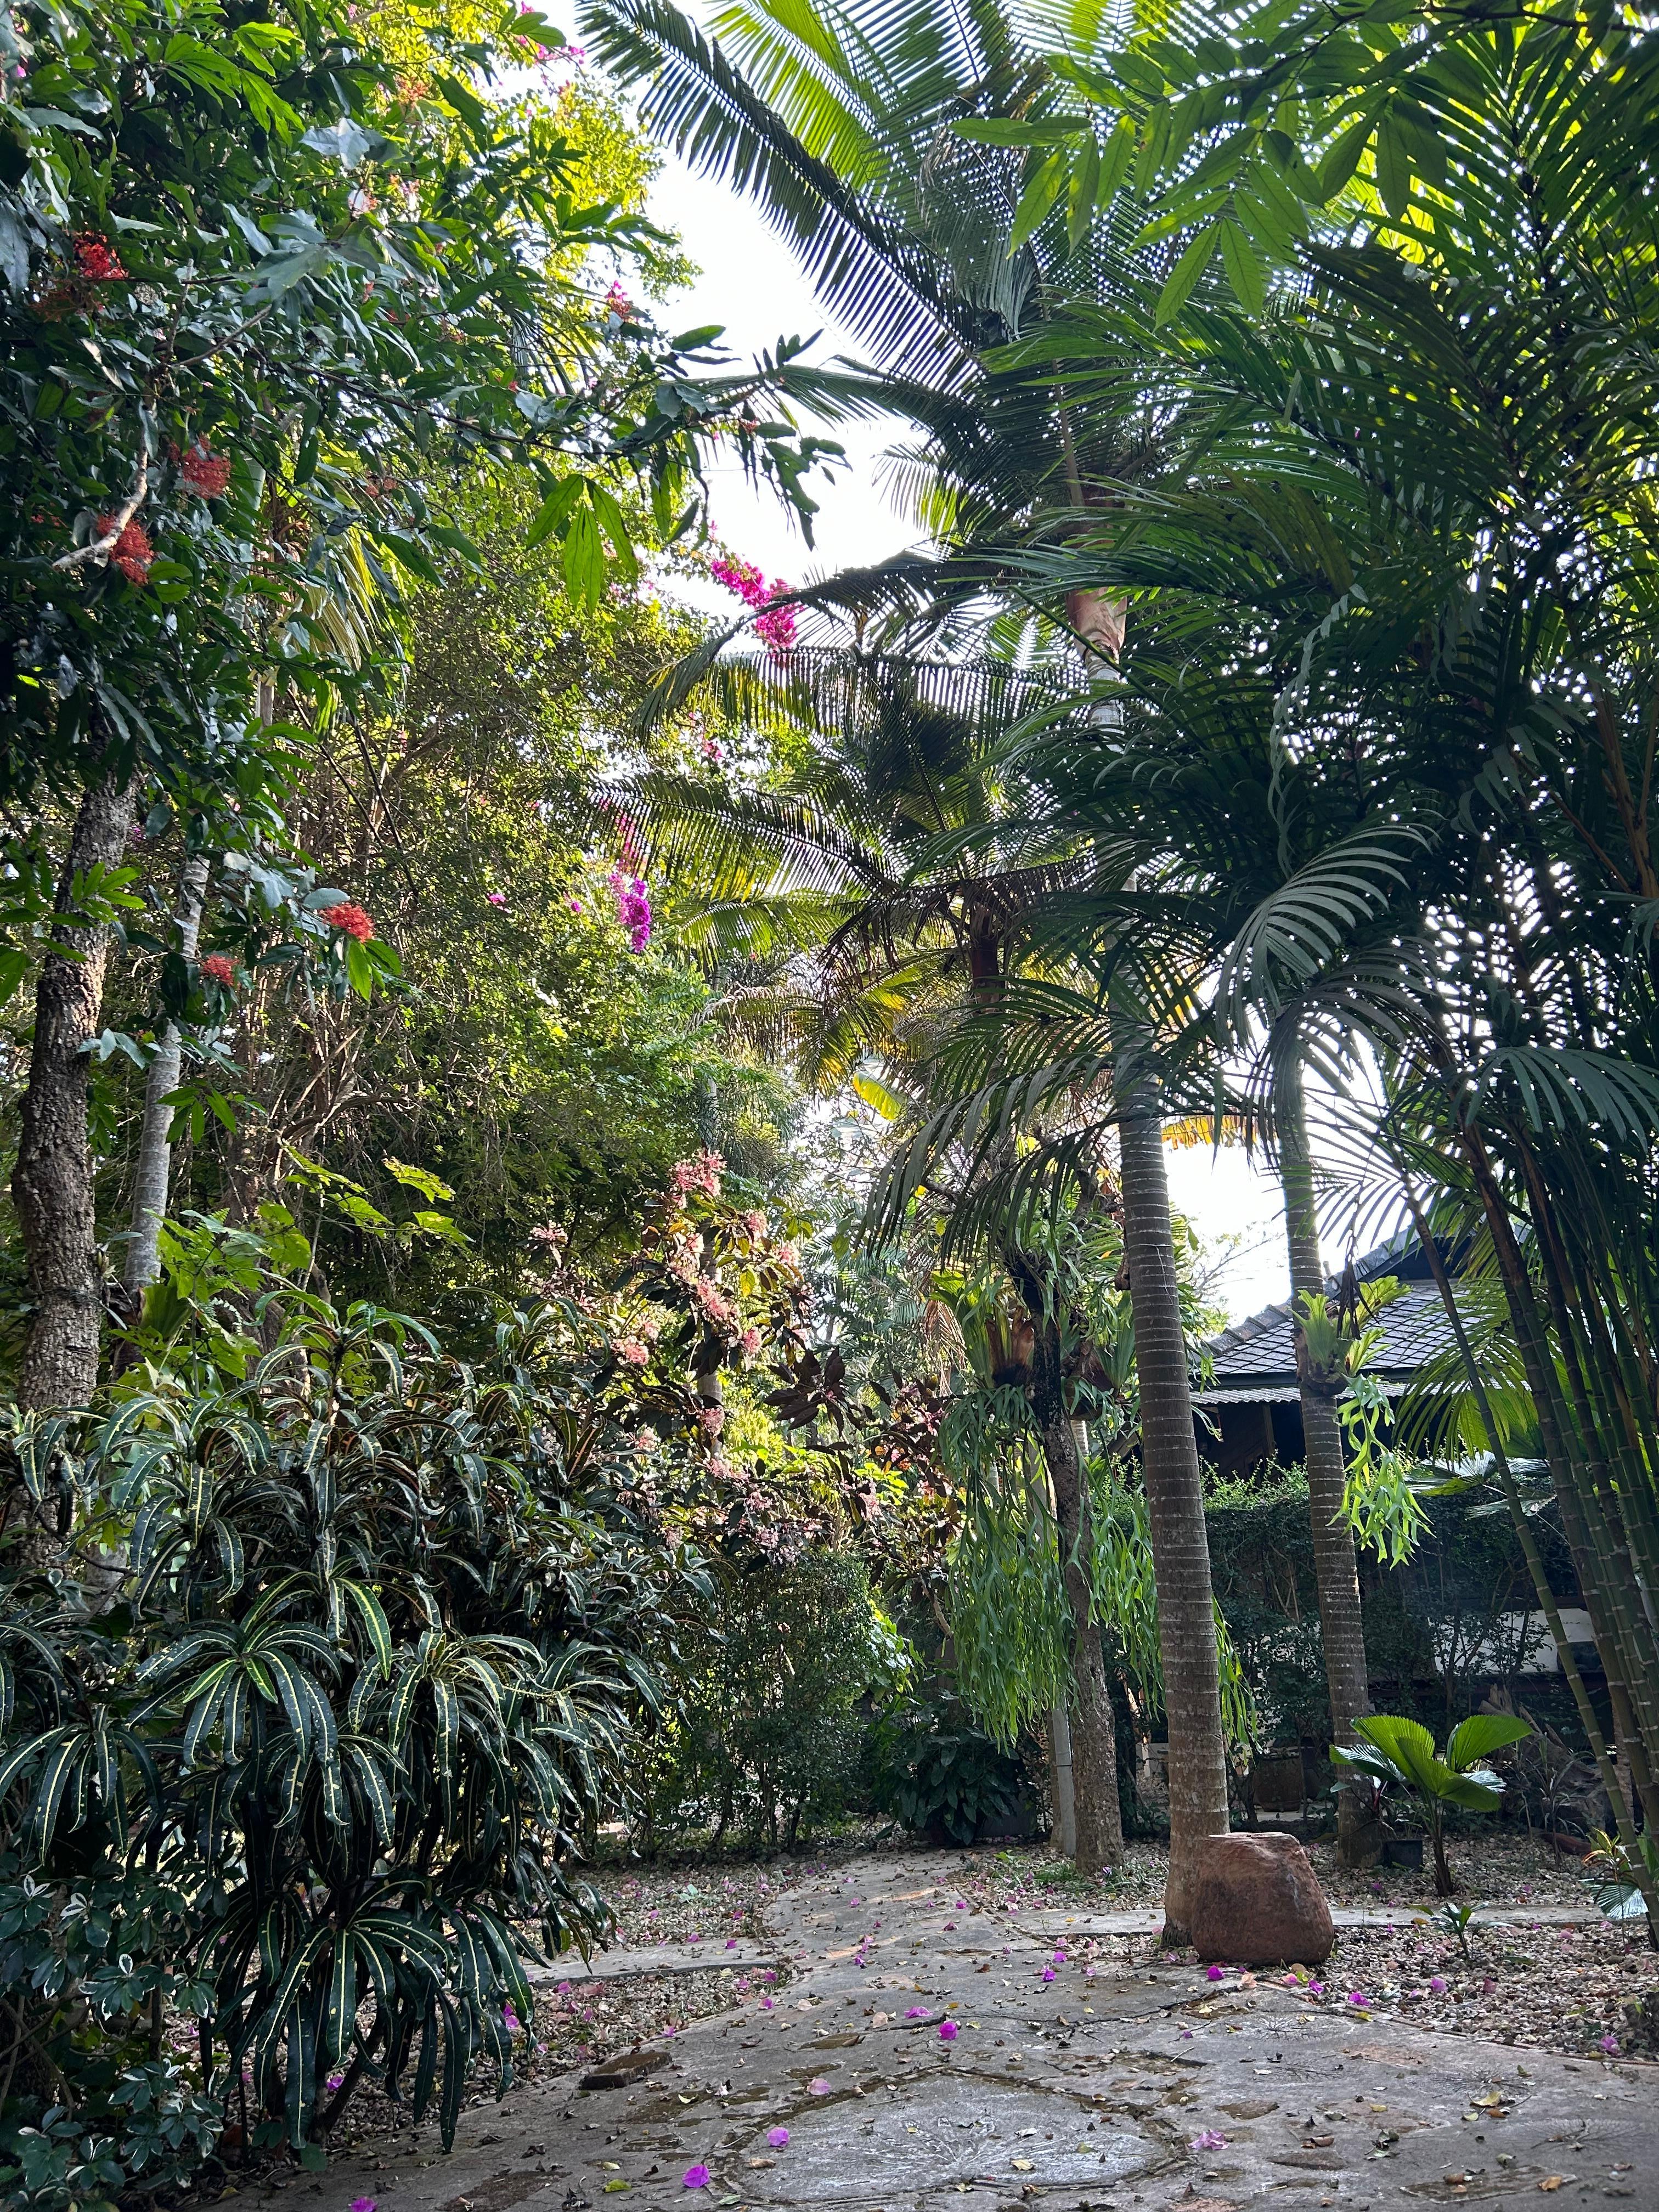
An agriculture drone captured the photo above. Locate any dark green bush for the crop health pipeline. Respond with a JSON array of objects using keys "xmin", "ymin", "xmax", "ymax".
[
  {"xmin": 639, "ymin": 1549, "xmax": 899, "ymax": 1849},
  {"xmin": 0, "ymin": 1301, "xmax": 698, "ymax": 2201},
  {"xmin": 870, "ymin": 1692, "xmax": 1027, "ymax": 1846}
]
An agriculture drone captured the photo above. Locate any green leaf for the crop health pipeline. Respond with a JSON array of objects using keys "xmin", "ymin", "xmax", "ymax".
[
  {"xmin": 1314, "ymin": 115, "xmax": 1375, "ymax": 201},
  {"xmin": 1154, "ymin": 225, "xmax": 1218, "ymax": 325},
  {"xmin": 1445, "ymin": 1713, "xmax": 1531, "ymax": 1772},
  {"xmin": 952, "ymin": 119, "xmax": 1087, "ymax": 149},
  {"xmin": 1374, "ymin": 109, "xmax": 1412, "ymax": 218},
  {"xmin": 525, "ymin": 478, "xmax": 582, "ymax": 549},
  {"xmin": 1008, "ymin": 151, "xmax": 1068, "ymax": 255},
  {"xmin": 1218, "ymin": 219, "xmax": 1265, "ymax": 315}
]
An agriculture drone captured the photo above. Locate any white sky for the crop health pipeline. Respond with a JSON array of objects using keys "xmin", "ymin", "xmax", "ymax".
[{"xmin": 645, "ymin": 148, "xmax": 1302, "ymax": 1323}]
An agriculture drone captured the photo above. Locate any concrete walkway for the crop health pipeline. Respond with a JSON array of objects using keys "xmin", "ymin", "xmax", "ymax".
[{"xmin": 319, "ymin": 1850, "xmax": 1654, "ymax": 2212}]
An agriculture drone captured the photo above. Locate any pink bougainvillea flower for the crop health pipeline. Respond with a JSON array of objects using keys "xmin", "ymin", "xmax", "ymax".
[
  {"xmin": 1041, "ymin": 1967, "xmax": 1056, "ymax": 1983},
  {"xmin": 905, "ymin": 2006, "xmax": 928, "ymax": 2018},
  {"xmin": 568, "ymin": 897, "xmax": 584, "ymax": 913},
  {"xmin": 326, "ymin": 2073, "xmax": 343, "ymax": 2092},
  {"xmin": 809, "ymin": 2075, "xmax": 832, "ymax": 2094},
  {"xmin": 1429, "ymin": 1976, "xmax": 1447, "ymax": 1994},
  {"xmin": 760, "ymin": 1997, "xmax": 774, "ymax": 2010},
  {"xmin": 351, "ymin": 2199, "xmax": 377, "ymax": 2211},
  {"xmin": 1346, "ymin": 1990, "xmax": 1370, "ymax": 2007},
  {"xmin": 938, "ymin": 2020, "xmax": 959, "ymax": 2041},
  {"xmin": 1600, "ymin": 2033, "xmax": 1621, "ymax": 2054},
  {"xmin": 1206, "ymin": 1965, "xmax": 1225, "ymax": 1982},
  {"xmin": 766, "ymin": 2128, "xmax": 789, "ymax": 2149},
  {"xmin": 503, "ymin": 2002, "xmax": 520, "ymax": 2032},
  {"xmin": 725, "ymin": 1937, "xmax": 737, "ymax": 1949},
  {"xmin": 681, "ymin": 2164, "xmax": 709, "ymax": 2188},
  {"xmin": 486, "ymin": 890, "xmax": 507, "ymax": 906},
  {"xmin": 1190, "ymin": 2129, "xmax": 1227, "ymax": 2152},
  {"xmin": 1053, "ymin": 1948, "xmax": 1065, "ymax": 1962}
]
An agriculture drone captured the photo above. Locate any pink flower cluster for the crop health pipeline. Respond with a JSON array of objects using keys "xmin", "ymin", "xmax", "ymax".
[
  {"xmin": 608, "ymin": 868, "xmax": 652, "ymax": 951},
  {"xmin": 710, "ymin": 548, "xmax": 797, "ymax": 656},
  {"xmin": 670, "ymin": 1150, "xmax": 724, "ymax": 1200}
]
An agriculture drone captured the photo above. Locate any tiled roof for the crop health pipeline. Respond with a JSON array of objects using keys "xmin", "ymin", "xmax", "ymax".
[{"xmin": 1194, "ymin": 1238, "xmax": 1465, "ymax": 1406}]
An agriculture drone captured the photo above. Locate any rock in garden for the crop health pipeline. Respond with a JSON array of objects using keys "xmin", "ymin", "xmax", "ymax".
[{"xmin": 1189, "ymin": 1831, "xmax": 1334, "ymax": 1965}]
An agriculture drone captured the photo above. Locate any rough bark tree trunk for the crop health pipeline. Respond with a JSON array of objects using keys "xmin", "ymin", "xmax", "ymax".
[
  {"xmin": 1277, "ymin": 1046, "xmax": 1380, "ymax": 1867},
  {"xmin": 123, "ymin": 850, "xmax": 211, "ymax": 1297},
  {"xmin": 1115, "ymin": 1013, "xmax": 1230, "ymax": 1939},
  {"xmin": 1041, "ymin": 1402, "xmax": 1124, "ymax": 1869},
  {"xmin": 14, "ymin": 764, "xmax": 134, "ymax": 1409},
  {"xmin": 1008, "ymin": 1248, "xmax": 1126, "ymax": 1871}
]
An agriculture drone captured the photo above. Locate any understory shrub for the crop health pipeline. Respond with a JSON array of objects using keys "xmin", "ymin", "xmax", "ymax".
[
  {"xmin": 0, "ymin": 1301, "xmax": 699, "ymax": 2201},
  {"xmin": 639, "ymin": 1549, "xmax": 905, "ymax": 1848},
  {"xmin": 870, "ymin": 1691, "xmax": 1028, "ymax": 1844}
]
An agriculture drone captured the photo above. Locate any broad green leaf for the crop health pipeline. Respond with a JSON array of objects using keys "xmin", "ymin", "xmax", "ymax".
[
  {"xmin": 1218, "ymin": 219, "xmax": 1266, "ymax": 314},
  {"xmin": 1374, "ymin": 109, "xmax": 1412, "ymax": 218},
  {"xmin": 1154, "ymin": 224, "xmax": 1218, "ymax": 325}
]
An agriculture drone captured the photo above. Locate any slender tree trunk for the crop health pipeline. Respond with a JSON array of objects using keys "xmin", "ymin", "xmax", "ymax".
[
  {"xmin": 1041, "ymin": 1403, "xmax": 1124, "ymax": 1869},
  {"xmin": 14, "ymin": 764, "xmax": 134, "ymax": 1408},
  {"xmin": 124, "ymin": 851, "xmax": 211, "ymax": 1296},
  {"xmin": 1008, "ymin": 1251, "xmax": 1126, "ymax": 1871},
  {"xmin": 1114, "ymin": 1012, "xmax": 1229, "ymax": 1938},
  {"xmin": 1277, "ymin": 1046, "xmax": 1379, "ymax": 1867}
]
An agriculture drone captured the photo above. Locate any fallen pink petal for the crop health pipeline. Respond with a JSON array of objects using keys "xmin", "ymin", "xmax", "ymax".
[
  {"xmin": 809, "ymin": 2075, "xmax": 832, "ymax": 2094},
  {"xmin": 1190, "ymin": 2129, "xmax": 1228, "ymax": 2152},
  {"xmin": 766, "ymin": 2128, "xmax": 789, "ymax": 2148},
  {"xmin": 938, "ymin": 2019, "xmax": 959, "ymax": 2041},
  {"xmin": 681, "ymin": 2165, "xmax": 710, "ymax": 2189}
]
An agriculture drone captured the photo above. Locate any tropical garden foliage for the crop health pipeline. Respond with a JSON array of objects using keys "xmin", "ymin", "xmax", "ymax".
[{"xmin": 7, "ymin": 0, "xmax": 1659, "ymax": 2197}]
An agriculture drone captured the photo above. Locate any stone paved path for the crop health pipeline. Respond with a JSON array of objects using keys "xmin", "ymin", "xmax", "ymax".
[{"xmin": 320, "ymin": 1851, "xmax": 1655, "ymax": 2212}]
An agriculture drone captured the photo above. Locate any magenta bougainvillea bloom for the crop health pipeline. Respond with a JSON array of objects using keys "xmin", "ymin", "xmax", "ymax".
[
  {"xmin": 1190, "ymin": 2129, "xmax": 1228, "ymax": 2152},
  {"xmin": 1041, "ymin": 1967, "xmax": 1056, "ymax": 1983},
  {"xmin": 681, "ymin": 2164, "xmax": 710, "ymax": 2188},
  {"xmin": 808, "ymin": 2075, "xmax": 832, "ymax": 2094},
  {"xmin": 709, "ymin": 546, "xmax": 797, "ymax": 656},
  {"xmin": 608, "ymin": 868, "xmax": 652, "ymax": 951},
  {"xmin": 1205, "ymin": 1964, "xmax": 1225, "ymax": 1982},
  {"xmin": 766, "ymin": 2128, "xmax": 789, "ymax": 2149},
  {"xmin": 938, "ymin": 2019, "xmax": 959, "ymax": 2041}
]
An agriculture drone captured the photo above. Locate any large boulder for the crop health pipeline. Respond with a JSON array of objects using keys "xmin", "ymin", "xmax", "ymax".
[{"xmin": 1188, "ymin": 1831, "xmax": 1334, "ymax": 1965}]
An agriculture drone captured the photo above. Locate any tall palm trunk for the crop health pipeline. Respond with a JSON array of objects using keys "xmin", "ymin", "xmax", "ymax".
[
  {"xmin": 123, "ymin": 850, "xmax": 211, "ymax": 1297},
  {"xmin": 1277, "ymin": 1045, "xmax": 1378, "ymax": 1866},
  {"xmin": 1114, "ymin": 1010, "xmax": 1230, "ymax": 1937},
  {"xmin": 14, "ymin": 760, "xmax": 135, "ymax": 1409}
]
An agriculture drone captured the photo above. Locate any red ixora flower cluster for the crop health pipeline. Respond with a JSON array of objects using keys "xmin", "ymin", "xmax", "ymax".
[
  {"xmin": 200, "ymin": 953, "xmax": 237, "ymax": 989},
  {"xmin": 709, "ymin": 548, "xmax": 797, "ymax": 656},
  {"xmin": 179, "ymin": 444, "xmax": 233, "ymax": 499},
  {"xmin": 74, "ymin": 234, "xmax": 126, "ymax": 282},
  {"xmin": 97, "ymin": 515, "xmax": 154, "ymax": 585},
  {"xmin": 320, "ymin": 900, "xmax": 375, "ymax": 943}
]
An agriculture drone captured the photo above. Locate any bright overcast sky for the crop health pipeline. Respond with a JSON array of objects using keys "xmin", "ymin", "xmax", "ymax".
[{"xmin": 644, "ymin": 140, "xmax": 1299, "ymax": 1323}]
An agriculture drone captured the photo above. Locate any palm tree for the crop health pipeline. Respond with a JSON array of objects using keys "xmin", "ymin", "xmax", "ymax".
[
  {"xmin": 633, "ymin": 636, "xmax": 1132, "ymax": 1861},
  {"xmin": 590, "ymin": 0, "xmax": 1235, "ymax": 1907},
  {"xmin": 978, "ymin": 0, "xmax": 1659, "ymax": 1895}
]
